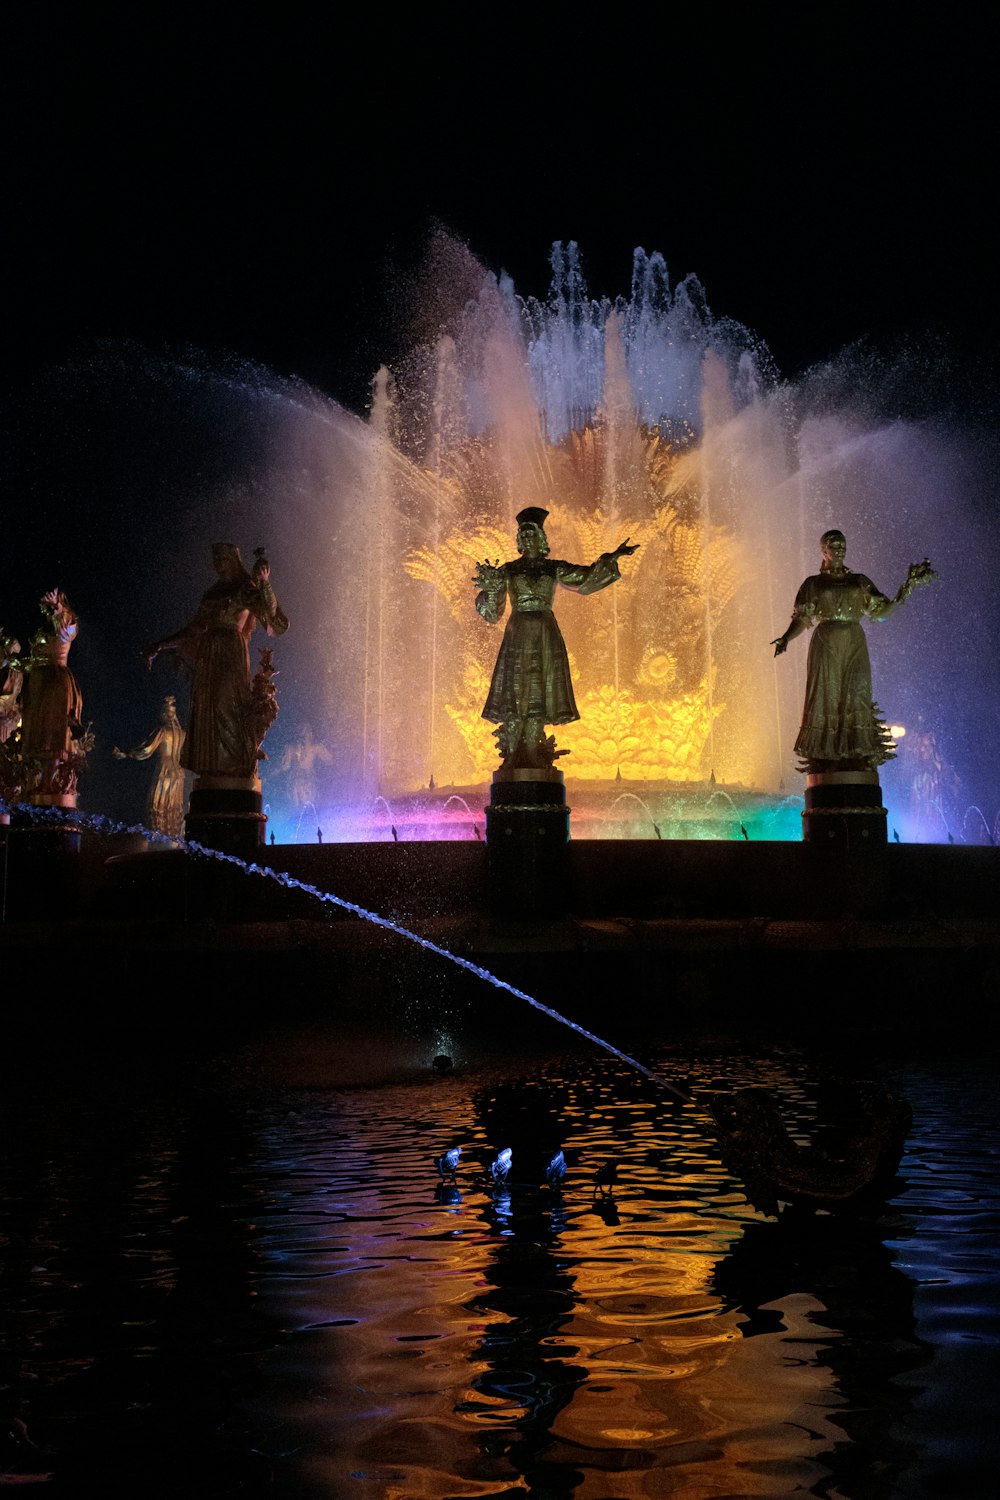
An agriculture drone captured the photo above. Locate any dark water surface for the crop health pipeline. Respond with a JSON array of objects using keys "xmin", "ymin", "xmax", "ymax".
[{"xmin": 2, "ymin": 1037, "xmax": 998, "ymax": 1499}]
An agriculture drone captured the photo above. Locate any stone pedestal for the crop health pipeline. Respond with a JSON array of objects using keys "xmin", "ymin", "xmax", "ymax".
[
  {"xmin": 486, "ymin": 767, "xmax": 570, "ymax": 915},
  {"xmin": 802, "ymin": 770, "xmax": 887, "ymax": 847},
  {"xmin": 184, "ymin": 774, "xmax": 266, "ymax": 858},
  {"xmin": 0, "ymin": 810, "xmax": 82, "ymax": 919}
]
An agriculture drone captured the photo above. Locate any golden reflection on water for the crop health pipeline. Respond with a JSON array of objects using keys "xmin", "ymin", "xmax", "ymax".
[
  {"xmin": 5, "ymin": 1048, "xmax": 995, "ymax": 1495},
  {"xmin": 250, "ymin": 1055, "xmax": 909, "ymax": 1498}
]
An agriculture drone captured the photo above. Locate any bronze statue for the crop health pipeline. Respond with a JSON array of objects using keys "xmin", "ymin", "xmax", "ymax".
[
  {"xmin": 772, "ymin": 530, "xmax": 935, "ymax": 772},
  {"xmin": 112, "ymin": 695, "xmax": 187, "ymax": 837},
  {"xmin": 475, "ymin": 507, "xmax": 638, "ymax": 769},
  {"xmin": 18, "ymin": 590, "xmax": 92, "ymax": 803},
  {"xmin": 145, "ymin": 544, "xmax": 288, "ymax": 780},
  {"xmin": 0, "ymin": 628, "xmax": 21, "ymax": 745}
]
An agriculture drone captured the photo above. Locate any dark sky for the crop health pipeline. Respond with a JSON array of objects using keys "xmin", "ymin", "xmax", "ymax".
[
  {"xmin": 2, "ymin": 4, "xmax": 998, "ymax": 821},
  {"xmin": 6, "ymin": 5, "xmax": 998, "ymax": 410}
]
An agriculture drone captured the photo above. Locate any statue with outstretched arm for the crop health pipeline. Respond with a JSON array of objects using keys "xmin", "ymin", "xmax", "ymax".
[
  {"xmin": 475, "ymin": 506, "xmax": 638, "ymax": 771},
  {"xmin": 772, "ymin": 528, "xmax": 935, "ymax": 772},
  {"xmin": 113, "ymin": 695, "xmax": 187, "ymax": 837}
]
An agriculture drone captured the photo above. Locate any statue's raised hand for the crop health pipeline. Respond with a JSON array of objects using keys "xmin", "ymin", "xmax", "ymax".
[
  {"xmin": 894, "ymin": 557, "xmax": 937, "ymax": 605},
  {"xmin": 907, "ymin": 558, "xmax": 936, "ymax": 587},
  {"xmin": 252, "ymin": 546, "xmax": 271, "ymax": 584},
  {"xmin": 613, "ymin": 538, "xmax": 640, "ymax": 558},
  {"xmin": 473, "ymin": 559, "xmax": 504, "ymax": 590}
]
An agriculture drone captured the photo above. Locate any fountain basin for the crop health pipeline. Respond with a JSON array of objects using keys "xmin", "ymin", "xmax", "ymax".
[
  {"xmin": 288, "ymin": 779, "xmax": 805, "ymax": 846},
  {"xmin": 100, "ymin": 835, "xmax": 1000, "ymax": 924}
]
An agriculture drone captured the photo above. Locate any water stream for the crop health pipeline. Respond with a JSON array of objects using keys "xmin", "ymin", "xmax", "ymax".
[{"xmin": 2, "ymin": 802, "xmax": 687, "ymax": 1101}]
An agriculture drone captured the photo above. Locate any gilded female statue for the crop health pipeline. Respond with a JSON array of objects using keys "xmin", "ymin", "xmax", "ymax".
[
  {"xmin": 20, "ymin": 590, "xmax": 82, "ymax": 758},
  {"xmin": 113, "ymin": 695, "xmax": 188, "ymax": 836},
  {"xmin": 145, "ymin": 544, "xmax": 288, "ymax": 780},
  {"xmin": 772, "ymin": 529, "xmax": 935, "ymax": 771},
  {"xmin": 18, "ymin": 589, "xmax": 91, "ymax": 801},
  {"xmin": 475, "ymin": 506, "xmax": 638, "ymax": 769}
]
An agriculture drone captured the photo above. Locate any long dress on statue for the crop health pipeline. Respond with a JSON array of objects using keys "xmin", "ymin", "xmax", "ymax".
[
  {"xmin": 176, "ymin": 578, "xmax": 288, "ymax": 778},
  {"xmin": 127, "ymin": 717, "xmax": 188, "ymax": 836},
  {"xmin": 791, "ymin": 570, "xmax": 895, "ymax": 767},
  {"xmin": 478, "ymin": 554, "xmax": 621, "ymax": 725},
  {"xmin": 19, "ymin": 625, "xmax": 82, "ymax": 763}
]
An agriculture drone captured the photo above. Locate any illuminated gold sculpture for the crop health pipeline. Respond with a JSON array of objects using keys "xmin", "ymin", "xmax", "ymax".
[
  {"xmin": 474, "ymin": 507, "xmax": 638, "ymax": 769},
  {"xmin": 403, "ymin": 427, "xmax": 738, "ymax": 786},
  {"xmin": 19, "ymin": 590, "xmax": 92, "ymax": 805},
  {"xmin": 773, "ymin": 529, "xmax": 935, "ymax": 772},
  {"xmin": 113, "ymin": 695, "xmax": 188, "ymax": 837},
  {"xmin": 145, "ymin": 544, "xmax": 288, "ymax": 779}
]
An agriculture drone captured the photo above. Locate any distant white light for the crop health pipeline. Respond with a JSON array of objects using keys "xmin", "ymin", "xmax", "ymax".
[{"xmin": 889, "ymin": 725, "xmax": 907, "ymax": 739}]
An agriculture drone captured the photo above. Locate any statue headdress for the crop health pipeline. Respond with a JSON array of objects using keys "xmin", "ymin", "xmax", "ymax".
[{"xmin": 515, "ymin": 506, "xmax": 549, "ymax": 529}]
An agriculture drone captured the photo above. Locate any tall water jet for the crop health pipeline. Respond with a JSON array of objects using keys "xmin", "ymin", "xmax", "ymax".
[{"xmin": 33, "ymin": 240, "xmax": 991, "ymax": 844}]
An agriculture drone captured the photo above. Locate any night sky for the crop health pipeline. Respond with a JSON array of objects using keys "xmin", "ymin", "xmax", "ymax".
[
  {"xmin": 3, "ymin": 6, "xmax": 998, "ymax": 816},
  {"xmin": 7, "ymin": 8, "xmax": 998, "ymax": 404}
]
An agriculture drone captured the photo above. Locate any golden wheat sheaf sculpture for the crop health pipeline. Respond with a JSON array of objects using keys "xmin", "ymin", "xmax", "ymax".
[{"xmin": 403, "ymin": 441, "xmax": 740, "ymax": 781}]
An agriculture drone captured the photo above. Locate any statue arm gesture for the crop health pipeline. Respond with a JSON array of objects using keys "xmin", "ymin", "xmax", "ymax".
[
  {"xmin": 772, "ymin": 615, "xmax": 809, "ymax": 656},
  {"xmin": 144, "ymin": 627, "xmax": 193, "ymax": 669},
  {"xmin": 474, "ymin": 560, "xmax": 507, "ymax": 624},
  {"xmin": 894, "ymin": 557, "xmax": 937, "ymax": 603},
  {"xmin": 473, "ymin": 559, "xmax": 505, "ymax": 591},
  {"xmin": 867, "ymin": 558, "xmax": 937, "ymax": 620}
]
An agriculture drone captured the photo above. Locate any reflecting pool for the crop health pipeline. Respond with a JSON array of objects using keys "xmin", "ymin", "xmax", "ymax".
[{"xmin": 2, "ymin": 1040, "xmax": 998, "ymax": 1497}]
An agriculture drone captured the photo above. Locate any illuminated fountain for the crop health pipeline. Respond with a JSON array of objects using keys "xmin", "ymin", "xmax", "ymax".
[
  {"xmin": 40, "ymin": 237, "xmax": 986, "ymax": 845},
  {"xmin": 257, "ymin": 238, "xmax": 974, "ymax": 842},
  {"xmin": 356, "ymin": 240, "xmax": 781, "ymax": 823},
  {"xmin": 4, "ymin": 248, "xmax": 997, "ymax": 1500}
]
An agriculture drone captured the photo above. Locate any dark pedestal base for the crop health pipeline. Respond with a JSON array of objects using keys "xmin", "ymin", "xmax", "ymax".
[
  {"xmin": 185, "ymin": 786, "xmax": 266, "ymax": 859},
  {"xmin": 0, "ymin": 816, "xmax": 82, "ymax": 919},
  {"xmin": 486, "ymin": 769, "xmax": 570, "ymax": 916},
  {"xmin": 802, "ymin": 771, "xmax": 887, "ymax": 847}
]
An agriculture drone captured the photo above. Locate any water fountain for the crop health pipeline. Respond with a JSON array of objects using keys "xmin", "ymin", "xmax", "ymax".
[
  {"xmin": 6, "ymin": 237, "xmax": 999, "ymax": 927},
  {"xmin": 3, "ymin": 248, "xmax": 999, "ymax": 1500},
  {"xmin": 23, "ymin": 235, "xmax": 992, "ymax": 851}
]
